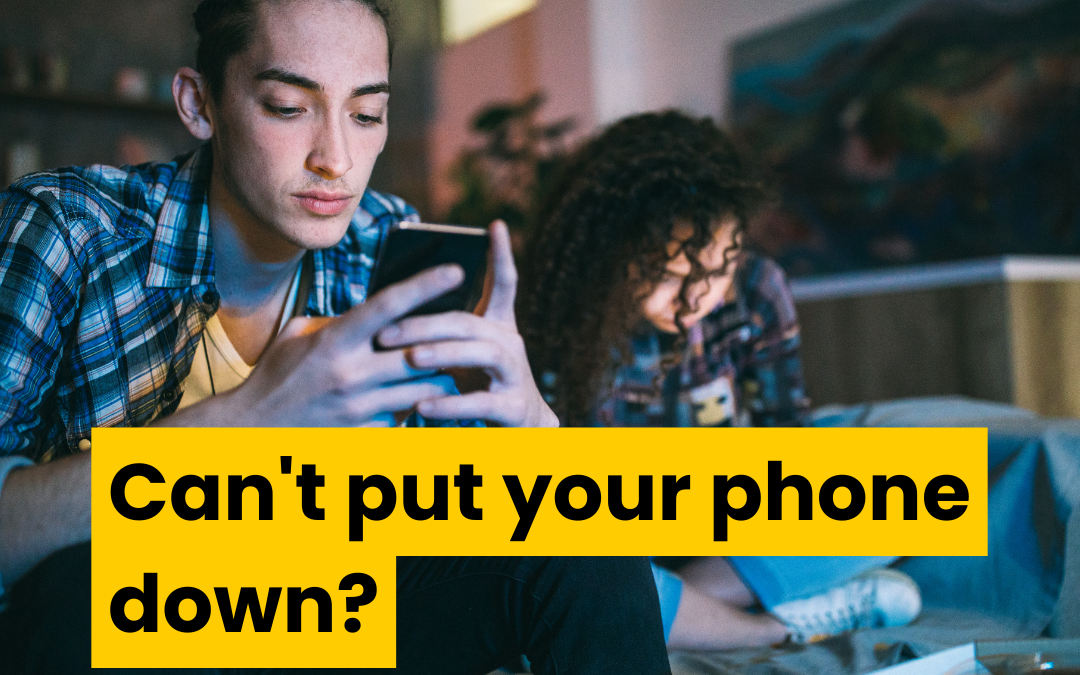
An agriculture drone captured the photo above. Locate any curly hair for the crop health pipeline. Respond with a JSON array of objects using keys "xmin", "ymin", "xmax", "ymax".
[{"xmin": 517, "ymin": 111, "xmax": 770, "ymax": 426}]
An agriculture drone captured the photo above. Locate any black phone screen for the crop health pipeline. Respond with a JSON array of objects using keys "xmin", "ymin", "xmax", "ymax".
[{"xmin": 367, "ymin": 223, "xmax": 489, "ymax": 317}]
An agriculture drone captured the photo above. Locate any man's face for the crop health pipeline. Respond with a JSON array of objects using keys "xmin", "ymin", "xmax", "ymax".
[{"xmin": 209, "ymin": 0, "xmax": 390, "ymax": 252}]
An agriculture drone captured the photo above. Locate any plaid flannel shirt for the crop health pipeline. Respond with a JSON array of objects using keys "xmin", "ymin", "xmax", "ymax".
[
  {"xmin": 594, "ymin": 253, "xmax": 811, "ymax": 427},
  {"xmin": 0, "ymin": 145, "xmax": 461, "ymax": 461}
]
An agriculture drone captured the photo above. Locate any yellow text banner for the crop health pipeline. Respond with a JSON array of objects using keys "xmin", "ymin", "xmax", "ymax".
[{"xmin": 92, "ymin": 427, "xmax": 986, "ymax": 668}]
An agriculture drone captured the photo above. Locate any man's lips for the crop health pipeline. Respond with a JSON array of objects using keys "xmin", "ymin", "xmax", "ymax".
[{"xmin": 293, "ymin": 191, "xmax": 355, "ymax": 216}]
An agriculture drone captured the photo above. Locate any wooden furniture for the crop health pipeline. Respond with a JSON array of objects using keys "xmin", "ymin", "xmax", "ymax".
[
  {"xmin": 790, "ymin": 256, "xmax": 1080, "ymax": 419},
  {"xmin": 1, "ymin": 85, "xmax": 190, "ymax": 185},
  {"xmin": 0, "ymin": 88, "xmax": 177, "ymax": 116}
]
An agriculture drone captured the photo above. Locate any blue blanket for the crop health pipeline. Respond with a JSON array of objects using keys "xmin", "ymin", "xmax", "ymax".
[{"xmin": 672, "ymin": 397, "xmax": 1080, "ymax": 675}]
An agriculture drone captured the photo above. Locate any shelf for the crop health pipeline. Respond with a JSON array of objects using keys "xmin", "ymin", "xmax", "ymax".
[{"xmin": 0, "ymin": 88, "xmax": 178, "ymax": 116}]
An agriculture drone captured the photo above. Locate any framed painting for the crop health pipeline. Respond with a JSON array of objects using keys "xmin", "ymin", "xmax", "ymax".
[{"xmin": 730, "ymin": 0, "xmax": 1080, "ymax": 276}]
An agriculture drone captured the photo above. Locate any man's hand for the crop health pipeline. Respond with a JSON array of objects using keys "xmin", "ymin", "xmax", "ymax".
[
  {"xmin": 162, "ymin": 264, "xmax": 465, "ymax": 427},
  {"xmin": 375, "ymin": 221, "xmax": 559, "ymax": 427}
]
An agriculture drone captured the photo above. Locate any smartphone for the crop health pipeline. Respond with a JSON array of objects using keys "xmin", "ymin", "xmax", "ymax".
[{"xmin": 367, "ymin": 222, "xmax": 490, "ymax": 317}]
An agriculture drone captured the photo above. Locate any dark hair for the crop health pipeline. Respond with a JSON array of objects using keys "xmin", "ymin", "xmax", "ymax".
[
  {"xmin": 517, "ymin": 110, "xmax": 770, "ymax": 426},
  {"xmin": 193, "ymin": 0, "xmax": 393, "ymax": 100}
]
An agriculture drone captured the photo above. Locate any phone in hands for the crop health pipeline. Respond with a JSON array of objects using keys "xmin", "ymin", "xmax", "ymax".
[{"xmin": 367, "ymin": 222, "xmax": 490, "ymax": 318}]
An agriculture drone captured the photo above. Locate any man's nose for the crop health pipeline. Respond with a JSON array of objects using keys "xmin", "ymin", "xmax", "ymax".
[{"xmin": 306, "ymin": 113, "xmax": 354, "ymax": 180}]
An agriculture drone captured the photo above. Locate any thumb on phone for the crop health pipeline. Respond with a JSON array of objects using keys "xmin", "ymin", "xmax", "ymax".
[{"xmin": 474, "ymin": 220, "xmax": 517, "ymax": 324}]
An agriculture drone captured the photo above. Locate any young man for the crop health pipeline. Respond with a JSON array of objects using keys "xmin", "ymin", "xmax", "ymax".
[{"xmin": 0, "ymin": 1, "xmax": 670, "ymax": 673}]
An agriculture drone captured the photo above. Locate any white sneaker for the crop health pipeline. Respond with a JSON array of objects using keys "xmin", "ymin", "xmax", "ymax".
[{"xmin": 770, "ymin": 568, "xmax": 922, "ymax": 643}]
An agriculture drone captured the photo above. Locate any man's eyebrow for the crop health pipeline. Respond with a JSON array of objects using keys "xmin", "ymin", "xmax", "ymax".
[
  {"xmin": 351, "ymin": 82, "xmax": 391, "ymax": 98},
  {"xmin": 255, "ymin": 68, "xmax": 322, "ymax": 92},
  {"xmin": 254, "ymin": 69, "xmax": 390, "ymax": 98}
]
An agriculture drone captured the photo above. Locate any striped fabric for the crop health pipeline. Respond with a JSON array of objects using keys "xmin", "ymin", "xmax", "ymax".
[{"xmin": 0, "ymin": 145, "xmax": 456, "ymax": 461}]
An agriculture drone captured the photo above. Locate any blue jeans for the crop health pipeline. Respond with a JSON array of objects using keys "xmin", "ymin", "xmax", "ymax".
[
  {"xmin": 651, "ymin": 556, "xmax": 896, "ymax": 640},
  {"xmin": 727, "ymin": 556, "xmax": 899, "ymax": 608}
]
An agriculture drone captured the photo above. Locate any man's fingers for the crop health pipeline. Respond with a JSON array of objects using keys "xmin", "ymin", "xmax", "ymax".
[
  {"xmin": 345, "ymin": 349, "xmax": 438, "ymax": 391},
  {"xmin": 475, "ymin": 220, "xmax": 517, "ymax": 323},
  {"xmin": 406, "ymin": 340, "xmax": 516, "ymax": 382},
  {"xmin": 361, "ymin": 412, "xmax": 397, "ymax": 427},
  {"xmin": 416, "ymin": 391, "xmax": 521, "ymax": 426},
  {"xmin": 350, "ymin": 374, "xmax": 458, "ymax": 422},
  {"xmin": 377, "ymin": 311, "xmax": 509, "ymax": 348},
  {"xmin": 335, "ymin": 264, "xmax": 464, "ymax": 345}
]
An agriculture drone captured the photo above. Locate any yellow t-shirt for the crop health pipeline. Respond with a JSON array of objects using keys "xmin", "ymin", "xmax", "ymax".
[{"xmin": 177, "ymin": 265, "xmax": 302, "ymax": 409}]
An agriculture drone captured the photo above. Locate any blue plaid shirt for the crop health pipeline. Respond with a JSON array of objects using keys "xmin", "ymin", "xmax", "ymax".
[{"xmin": 0, "ymin": 145, "xmax": 450, "ymax": 461}]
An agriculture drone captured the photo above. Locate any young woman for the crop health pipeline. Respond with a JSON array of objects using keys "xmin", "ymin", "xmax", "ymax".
[{"xmin": 518, "ymin": 111, "xmax": 919, "ymax": 649}]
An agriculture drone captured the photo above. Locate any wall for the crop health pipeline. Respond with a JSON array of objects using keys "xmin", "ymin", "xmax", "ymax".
[
  {"xmin": 427, "ymin": 0, "xmax": 849, "ymax": 216},
  {"xmin": 368, "ymin": 0, "xmax": 443, "ymax": 212},
  {"xmin": 533, "ymin": 0, "xmax": 594, "ymax": 138},
  {"xmin": 645, "ymin": 0, "xmax": 853, "ymax": 123},
  {"xmin": 427, "ymin": 0, "xmax": 596, "ymax": 216},
  {"xmin": 428, "ymin": 10, "xmax": 540, "ymax": 215},
  {"xmin": 600, "ymin": 0, "xmax": 855, "ymax": 124},
  {"xmin": 587, "ymin": 0, "xmax": 647, "ymax": 125}
]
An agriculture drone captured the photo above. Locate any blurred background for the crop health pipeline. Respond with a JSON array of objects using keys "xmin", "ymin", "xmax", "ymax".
[{"xmin": 2, "ymin": 0, "xmax": 1077, "ymax": 417}]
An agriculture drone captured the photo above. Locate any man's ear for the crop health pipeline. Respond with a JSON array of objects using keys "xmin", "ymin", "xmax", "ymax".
[{"xmin": 173, "ymin": 67, "xmax": 214, "ymax": 141}]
